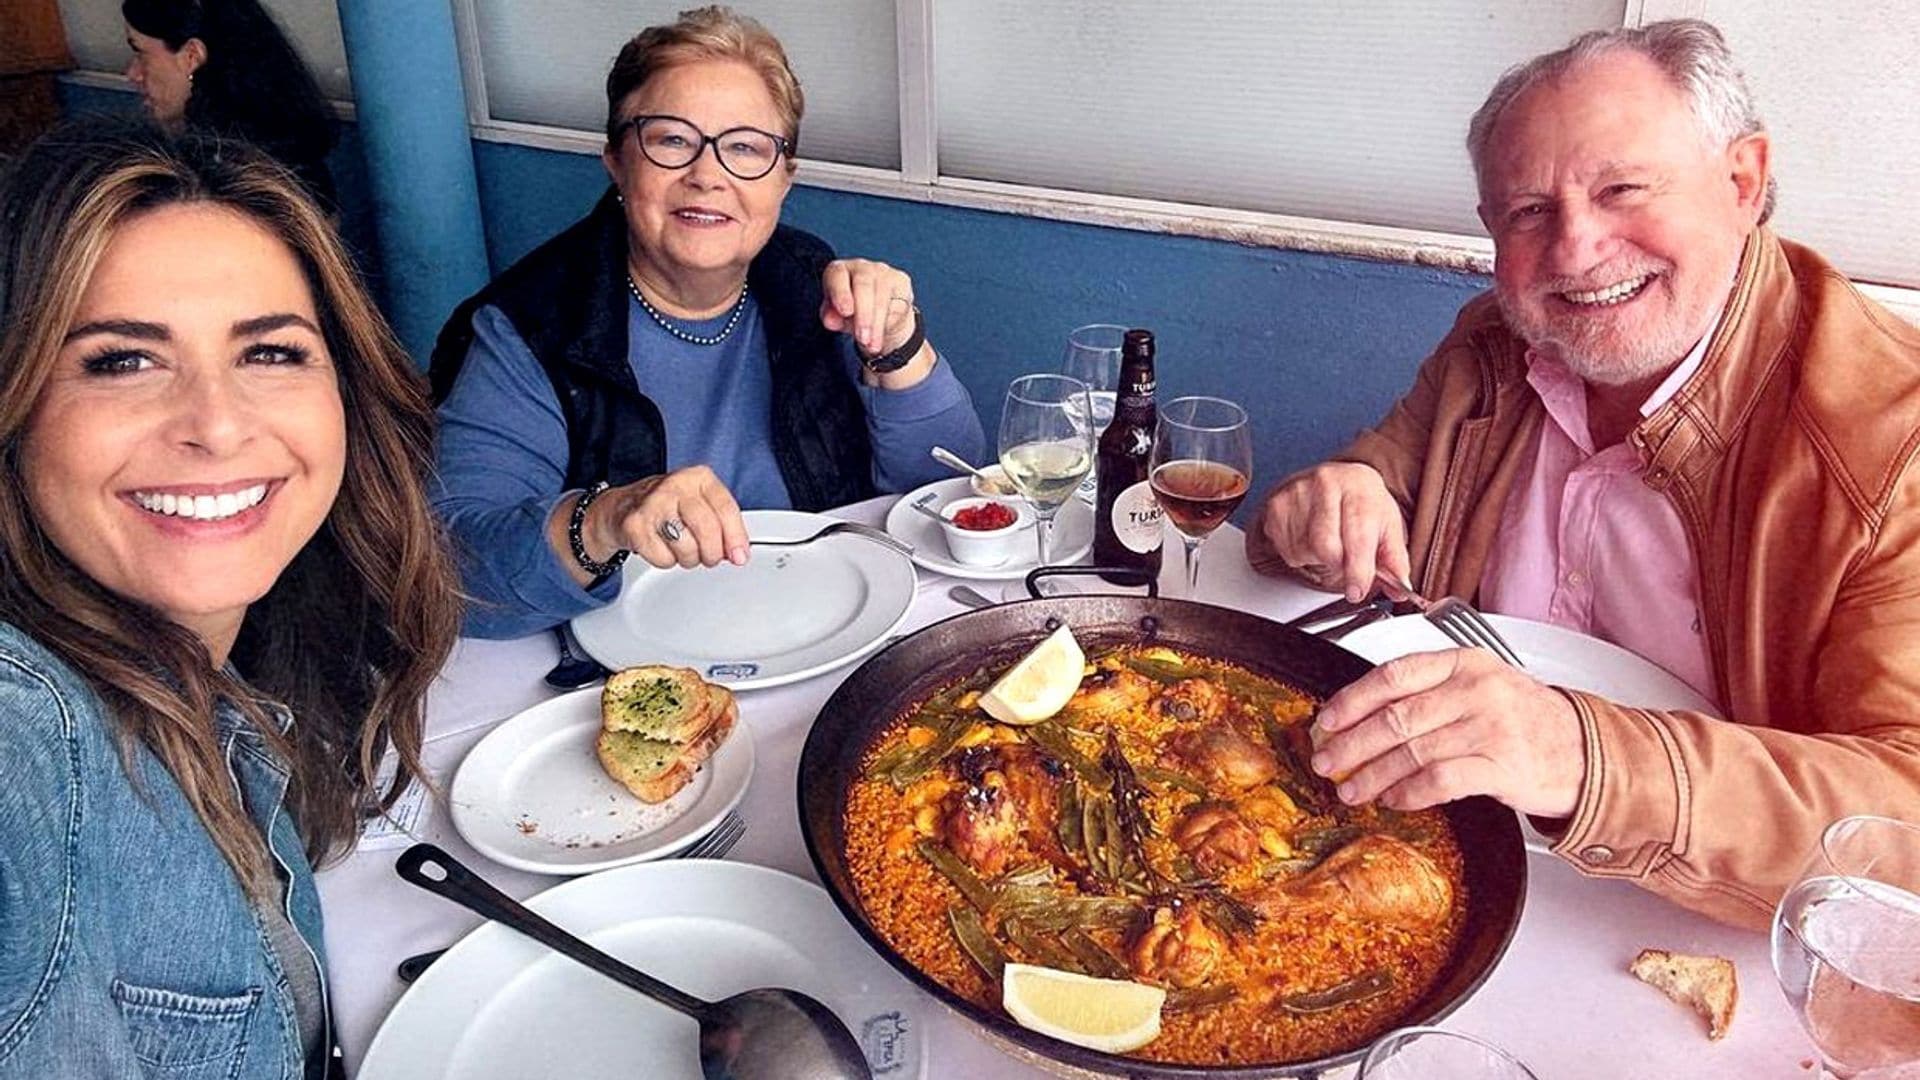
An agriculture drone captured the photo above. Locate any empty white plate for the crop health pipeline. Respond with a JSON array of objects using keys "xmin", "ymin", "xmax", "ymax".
[
  {"xmin": 1337, "ymin": 612, "xmax": 1721, "ymax": 717},
  {"xmin": 570, "ymin": 510, "xmax": 916, "ymax": 690},
  {"xmin": 360, "ymin": 861, "xmax": 925, "ymax": 1080},
  {"xmin": 448, "ymin": 687, "xmax": 754, "ymax": 875}
]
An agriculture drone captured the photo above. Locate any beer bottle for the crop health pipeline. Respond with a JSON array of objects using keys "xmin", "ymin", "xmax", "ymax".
[{"xmin": 1092, "ymin": 329, "xmax": 1163, "ymax": 582}]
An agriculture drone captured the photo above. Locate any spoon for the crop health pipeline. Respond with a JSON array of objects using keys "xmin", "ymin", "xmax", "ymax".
[
  {"xmin": 907, "ymin": 493, "xmax": 948, "ymax": 525},
  {"xmin": 544, "ymin": 626, "xmax": 610, "ymax": 690},
  {"xmin": 948, "ymin": 584, "xmax": 995, "ymax": 609},
  {"xmin": 396, "ymin": 844, "xmax": 872, "ymax": 1080},
  {"xmin": 929, "ymin": 446, "xmax": 1014, "ymax": 495}
]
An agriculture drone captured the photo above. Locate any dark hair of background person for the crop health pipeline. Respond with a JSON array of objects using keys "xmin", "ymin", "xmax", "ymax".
[
  {"xmin": 122, "ymin": 0, "xmax": 338, "ymax": 207},
  {"xmin": 0, "ymin": 119, "xmax": 460, "ymax": 896}
]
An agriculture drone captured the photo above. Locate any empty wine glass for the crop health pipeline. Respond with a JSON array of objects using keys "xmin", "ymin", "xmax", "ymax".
[
  {"xmin": 1358, "ymin": 1026, "xmax": 1539, "ymax": 1079},
  {"xmin": 1149, "ymin": 396, "xmax": 1252, "ymax": 599},
  {"xmin": 1061, "ymin": 324, "xmax": 1126, "ymax": 503},
  {"xmin": 998, "ymin": 374, "xmax": 1095, "ymax": 592},
  {"xmin": 1771, "ymin": 814, "xmax": 1920, "ymax": 1078}
]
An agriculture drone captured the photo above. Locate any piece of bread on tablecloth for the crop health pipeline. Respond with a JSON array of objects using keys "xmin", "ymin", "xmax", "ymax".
[{"xmin": 1629, "ymin": 948, "xmax": 1737, "ymax": 1040}]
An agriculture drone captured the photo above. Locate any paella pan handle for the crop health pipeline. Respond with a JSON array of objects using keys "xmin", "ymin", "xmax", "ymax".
[{"xmin": 1024, "ymin": 564, "xmax": 1159, "ymax": 600}]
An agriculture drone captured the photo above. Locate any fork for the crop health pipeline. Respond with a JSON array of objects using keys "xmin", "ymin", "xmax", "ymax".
[
  {"xmin": 748, "ymin": 520, "xmax": 913, "ymax": 558},
  {"xmin": 677, "ymin": 809, "xmax": 747, "ymax": 860},
  {"xmin": 1425, "ymin": 596, "xmax": 1526, "ymax": 668},
  {"xmin": 392, "ymin": 811, "xmax": 749, "ymax": 984}
]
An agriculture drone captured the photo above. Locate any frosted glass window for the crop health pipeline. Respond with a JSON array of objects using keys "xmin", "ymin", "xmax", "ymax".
[
  {"xmin": 935, "ymin": 2, "xmax": 1624, "ymax": 236},
  {"xmin": 472, "ymin": 0, "xmax": 899, "ymax": 169},
  {"xmin": 1706, "ymin": 3, "xmax": 1920, "ymax": 288},
  {"xmin": 57, "ymin": 0, "xmax": 353, "ymax": 100}
]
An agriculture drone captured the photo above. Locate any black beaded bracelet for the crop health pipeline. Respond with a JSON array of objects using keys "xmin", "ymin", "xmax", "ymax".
[{"xmin": 568, "ymin": 482, "xmax": 629, "ymax": 579}]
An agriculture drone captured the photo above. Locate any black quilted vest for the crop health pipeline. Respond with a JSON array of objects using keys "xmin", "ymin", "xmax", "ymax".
[{"xmin": 427, "ymin": 189, "xmax": 875, "ymax": 510}]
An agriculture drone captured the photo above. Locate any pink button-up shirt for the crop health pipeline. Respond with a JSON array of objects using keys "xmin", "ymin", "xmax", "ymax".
[{"xmin": 1477, "ymin": 333, "xmax": 1720, "ymax": 705}]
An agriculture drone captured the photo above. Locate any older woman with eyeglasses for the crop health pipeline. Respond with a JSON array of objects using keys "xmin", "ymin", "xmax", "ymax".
[{"xmin": 430, "ymin": 5, "xmax": 983, "ymax": 638}]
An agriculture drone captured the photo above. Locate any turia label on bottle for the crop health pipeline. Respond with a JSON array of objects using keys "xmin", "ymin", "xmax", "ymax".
[{"xmin": 1110, "ymin": 481, "xmax": 1164, "ymax": 553}]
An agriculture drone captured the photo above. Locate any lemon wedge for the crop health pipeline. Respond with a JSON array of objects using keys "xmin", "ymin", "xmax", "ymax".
[
  {"xmin": 978, "ymin": 624, "xmax": 1084, "ymax": 725},
  {"xmin": 1001, "ymin": 963, "xmax": 1166, "ymax": 1053}
]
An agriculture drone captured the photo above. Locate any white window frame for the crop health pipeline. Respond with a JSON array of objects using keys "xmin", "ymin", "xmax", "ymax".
[
  {"xmin": 444, "ymin": 0, "xmax": 1919, "ymax": 322},
  {"xmin": 64, "ymin": 1, "xmax": 1918, "ymax": 323}
]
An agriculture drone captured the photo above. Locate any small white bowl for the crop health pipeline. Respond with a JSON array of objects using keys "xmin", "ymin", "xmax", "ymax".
[
  {"xmin": 969, "ymin": 464, "xmax": 1020, "ymax": 499},
  {"xmin": 938, "ymin": 497, "xmax": 1034, "ymax": 567}
]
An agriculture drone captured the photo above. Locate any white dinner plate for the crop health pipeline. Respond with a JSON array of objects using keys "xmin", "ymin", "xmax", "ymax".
[
  {"xmin": 448, "ymin": 687, "xmax": 754, "ymax": 875},
  {"xmin": 570, "ymin": 510, "xmax": 916, "ymax": 690},
  {"xmin": 1337, "ymin": 612, "xmax": 1722, "ymax": 717},
  {"xmin": 359, "ymin": 861, "xmax": 926, "ymax": 1080},
  {"xmin": 883, "ymin": 477, "xmax": 1094, "ymax": 580}
]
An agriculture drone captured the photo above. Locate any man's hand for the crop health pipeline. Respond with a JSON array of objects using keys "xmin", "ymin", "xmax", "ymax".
[
  {"xmin": 1310, "ymin": 649, "xmax": 1586, "ymax": 819},
  {"xmin": 1259, "ymin": 462, "xmax": 1412, "ymax": 602}
]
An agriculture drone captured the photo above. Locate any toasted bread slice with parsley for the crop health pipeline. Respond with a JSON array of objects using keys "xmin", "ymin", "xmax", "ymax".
[
  {"xmin": 1630, "ymin": 948, "xmax": 1737, "ymax": 1040},
  {"xmin": 601, "ymin": 666, "xmax": 713, "ymax": 742},
  {"xmin": 595, "ymin": 730, "xmax": 689, "ymax": 803},
  {"xmin": 597, "ymin": 675, "xmax": 738, "ymax": 803}
]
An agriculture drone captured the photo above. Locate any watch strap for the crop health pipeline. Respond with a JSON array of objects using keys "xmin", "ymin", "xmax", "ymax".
[{"xmin": 861, "ymin": 305, "xmax": 925, "ymax": 373}]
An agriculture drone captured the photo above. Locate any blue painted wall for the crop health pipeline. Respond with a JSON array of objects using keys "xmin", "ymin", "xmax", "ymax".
[{"xmin": 57, "ymin": 82, "xmax": 1489, "ymax": 504}]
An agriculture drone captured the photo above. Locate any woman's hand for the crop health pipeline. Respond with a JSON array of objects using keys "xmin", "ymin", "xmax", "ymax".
[
  {"xmin": 570, "ymin": 466, "xmax": 750, "ymax": 575},
  {"xmin": 819, "ymin": 258, "xmax": 934, "ymax": 386}
]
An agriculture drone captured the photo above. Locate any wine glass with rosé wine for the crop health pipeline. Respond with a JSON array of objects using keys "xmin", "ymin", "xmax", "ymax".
[
  {"xmin": 1771, "ymin": 814, "xmax": 1920, "ymax": 1079},
  {"xmin": 997, "ymin": 374, "xmax": 1096, "ymax": 595},
  {"xmin": 1149, "ymin": 396, "xmax": 1252, "ymax": 599}
]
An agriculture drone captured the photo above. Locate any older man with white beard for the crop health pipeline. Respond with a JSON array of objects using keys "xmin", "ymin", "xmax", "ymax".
[{"xmin": 1248, "ymin": 19, "xmax": 1920, "ymax": 929}]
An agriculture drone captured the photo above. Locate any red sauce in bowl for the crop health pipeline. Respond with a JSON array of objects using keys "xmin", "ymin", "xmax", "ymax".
[{"xmin": 951, "ymin": 502, "xmax": 1017, "ymax": 531}]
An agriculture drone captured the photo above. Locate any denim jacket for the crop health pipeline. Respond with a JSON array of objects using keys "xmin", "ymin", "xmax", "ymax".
[{"xmin": 0, "ymin": 621, "xmax": 328, "ymax": 1079}]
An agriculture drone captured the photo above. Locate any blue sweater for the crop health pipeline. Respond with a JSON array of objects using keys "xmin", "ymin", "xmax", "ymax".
[{"xmin": 433, "ymin": 297, "xmax": 985, "ymax": 638}]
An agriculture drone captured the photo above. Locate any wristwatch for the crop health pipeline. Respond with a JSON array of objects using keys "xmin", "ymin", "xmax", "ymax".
[{"xmin": 860, "ymin": 305, "xmax": 925, "ymax": 373}]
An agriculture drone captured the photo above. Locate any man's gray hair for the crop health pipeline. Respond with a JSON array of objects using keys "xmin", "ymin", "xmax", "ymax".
[{"xmin": 1466, "ymin": 19, "xmax": 1774, "ymax": 222}]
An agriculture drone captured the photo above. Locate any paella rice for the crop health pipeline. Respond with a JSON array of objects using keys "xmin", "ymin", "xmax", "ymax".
[{"xmin": 843, "ymin": 641, "xmax": 1469, "ymax": 1066}]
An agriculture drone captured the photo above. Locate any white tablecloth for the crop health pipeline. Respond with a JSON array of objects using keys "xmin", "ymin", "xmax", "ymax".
[{"xmin": 317, "ymin": 497, "xmax": 1817, "ymax": 1078}]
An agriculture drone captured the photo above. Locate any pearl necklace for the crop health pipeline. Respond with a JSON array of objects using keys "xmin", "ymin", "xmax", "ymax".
[{"xmin": 627, "ymin": 276, "xmax": 749, "ymax": 347}]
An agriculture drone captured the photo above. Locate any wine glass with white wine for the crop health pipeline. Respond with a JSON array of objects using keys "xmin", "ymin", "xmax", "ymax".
[
  {"xmin": 998, "ymin": 374, "xmax": 1096, "ymax": 594},
  {"xmin": 1771, "ymin": 814, "xmax": 1920, "ymax": 1079}
]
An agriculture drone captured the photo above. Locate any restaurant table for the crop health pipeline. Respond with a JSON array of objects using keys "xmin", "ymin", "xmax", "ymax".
[{"xmin": 318, "ymin": 495, "xmax": 1820, "ymax": 1079}]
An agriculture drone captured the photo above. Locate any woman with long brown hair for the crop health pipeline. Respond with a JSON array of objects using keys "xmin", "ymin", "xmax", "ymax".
[{"xmin": 0, "ymin": 120, "xmax": 459, "ymax": 1077}]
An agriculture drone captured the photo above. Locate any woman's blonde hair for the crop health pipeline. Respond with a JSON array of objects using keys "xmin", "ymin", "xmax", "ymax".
[
  {"xmin": 0, "ymin": 120, "xmax": 461, "ymax": 895},
  {"xmin": 605, "ymin": 5, "xmax": 804, "ymax": 154}
]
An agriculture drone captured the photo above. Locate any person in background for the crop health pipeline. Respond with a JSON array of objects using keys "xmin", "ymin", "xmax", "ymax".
[
  {"xmin": 1248, "ymin": 20, "xmax": 1920, "ymax": 928},
  {"xmin": 0, "ymin": 121, "xmax": 460, "ymax": 1077},
  {"xmin": 122, "ymin": 0, "xmax": 339, "ymax": 208},
  {"xmin": 429, "ymin": 4, "xmax": 984, "ymax": 640}
]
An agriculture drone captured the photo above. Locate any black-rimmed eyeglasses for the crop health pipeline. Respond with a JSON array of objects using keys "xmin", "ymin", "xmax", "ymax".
[{"xmin": 614, "ymin": 114, "xmax": 792, "ymax": 181}]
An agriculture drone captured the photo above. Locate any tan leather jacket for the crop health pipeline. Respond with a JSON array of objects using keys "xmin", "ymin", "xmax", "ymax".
[{"xmin": 1251, "ymin": 228, "xmax": 1920, "ymax": 928}]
